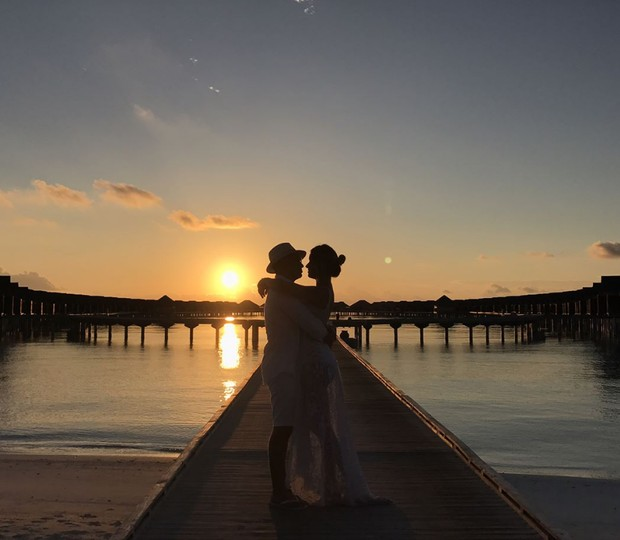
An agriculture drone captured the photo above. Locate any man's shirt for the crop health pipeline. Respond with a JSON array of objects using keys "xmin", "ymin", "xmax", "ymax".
[{"xmin": 261, "ymin": 282, "xmax": 327, "ymax": 385}]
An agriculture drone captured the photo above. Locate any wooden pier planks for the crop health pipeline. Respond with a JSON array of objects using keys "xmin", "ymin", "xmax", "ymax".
[{"xmin": 120, "ymin": 341, "xmax": 560, "ymax": 540}]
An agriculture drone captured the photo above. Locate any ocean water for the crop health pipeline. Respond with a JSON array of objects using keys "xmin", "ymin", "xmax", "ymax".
[{"xmin": 1, "ymin": 322, "xmax": 619, "ymax": 480}]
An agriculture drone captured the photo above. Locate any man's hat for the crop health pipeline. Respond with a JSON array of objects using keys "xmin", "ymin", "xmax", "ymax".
[{"xmin": 266, "ymin": 242, "xmax": 306, "ymax": 273}]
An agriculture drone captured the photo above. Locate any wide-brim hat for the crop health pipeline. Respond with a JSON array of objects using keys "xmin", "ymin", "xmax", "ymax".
[{"xmin": 266, "ymin": 242, "xmax": 306, "ymax": 273}]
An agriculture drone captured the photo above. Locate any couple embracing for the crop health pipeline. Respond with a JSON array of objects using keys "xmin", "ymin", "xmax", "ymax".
[{"xmin": 259, "ymin": 242, "xmax": 388, "ymax": 509}]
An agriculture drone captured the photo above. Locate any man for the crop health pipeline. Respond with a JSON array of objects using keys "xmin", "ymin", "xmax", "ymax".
[{"xmin": 261, "ymin": 242, "xmax": 328, "ymax": 508}]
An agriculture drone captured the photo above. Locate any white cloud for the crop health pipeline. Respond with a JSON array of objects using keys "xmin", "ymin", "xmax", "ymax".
[
  {"xmin": 520, "ymin": 286, "xmax": 540, "ymax": 294},
  {"xmin": 0, "ymin": 180, "xmax": 91, "ymax": 208},
  {"xmin": 32, "ymin": 179, "xmax": 92, "ymax": 207},
  {"xmin": 0, "ymin": 191, "xmax": 12, "ymax": 207},
  {"xmin": 588, "ymin": 241, "xmax": 620, "ymax": 259},
  {"xmin": 12, "ymin": 217, "xmax": 58, "ymax": 228},
  {"xmin": 169, "ymin": 210, "xmax": 259, "ymax": 231},
  {"xmin": 93, "ymin": 179, "xmax": 162, "ymax": 208},
  {"xmin": 132, "ymin": 104, "xmax": 210, "ymax": 140},
  {"xmin": 486, "ymin": 283, "xmax": 511, "ymax": 295},
  {"xmin": 526, "ymin": 251, "xmax": 555, "ymax": 259},
  {"xmin": 10, "ymin": 271, "xmax": 57, "ymax": 291}
]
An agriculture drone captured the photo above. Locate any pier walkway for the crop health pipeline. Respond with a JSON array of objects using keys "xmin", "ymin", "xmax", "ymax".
[{"xmin": 116, "ymin": 342, "xmax": 560, "ymax": 540}]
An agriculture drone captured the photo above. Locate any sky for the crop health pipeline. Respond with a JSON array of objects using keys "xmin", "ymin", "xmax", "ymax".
[{"xmin": 1, "ymin": 0, "xmax": 619, "ymax": 304}]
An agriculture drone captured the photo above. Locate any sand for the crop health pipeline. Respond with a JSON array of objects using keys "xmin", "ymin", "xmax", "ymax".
[
  {"xmin": 1, "ymin": 453, "xmax": 619, "ymax": 539},
  {"xmin": 503, "ymin": 473, "xmax": 620, "ymax": 540},
  {"xmin": 0, "ymin": 453, "xmax": 175, "ymax": 539}
]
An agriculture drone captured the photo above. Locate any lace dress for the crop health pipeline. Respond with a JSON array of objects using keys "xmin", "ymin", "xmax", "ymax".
[{"xmin": 287, "ymin": 290, "xmax": 377, "ymax": 506}]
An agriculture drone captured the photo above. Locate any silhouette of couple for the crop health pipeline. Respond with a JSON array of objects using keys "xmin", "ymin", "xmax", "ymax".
[{"xmin": 259, "ymin": 242, "xmax": 388, "ymax": 509}]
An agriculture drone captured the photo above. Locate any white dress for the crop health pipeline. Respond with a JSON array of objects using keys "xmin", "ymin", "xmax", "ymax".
[{"xmin": 288, "ymin": 290, "xmax": 377, "ymax": 506}]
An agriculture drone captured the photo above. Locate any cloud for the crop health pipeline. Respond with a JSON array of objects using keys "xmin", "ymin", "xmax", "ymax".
[
  {"xmin": 477, "ymin": 254, "xmax": 499, "ymax": 262},
  {"xmin": 11, "ymin": 271, "xmax": 57, "ymax": 291},
  {"xmin": 526, "ymin": 251, "xmax": 554, "ymax": 259},
  {"xmin": 0, "ymin": 180, "xmax": 91, "ymax": 208},
  {"xmin": 588, "ymin": 241, "xmax": 620, "ymax": 259},
  {"xmin": 487, "ymin": 283, "xmax": 511, "ymax": 295},
  {"xmin": 133, "ymin": 104, "xmax": 162, "ymax": 128},
  {"xmin": 12, "ymin": 217, "xmax": 58, "ymax": 228},
  {"xmin": 169, "ymin": 210, "xmax": 259, "ymax": 231},
  {"xmin": 132, "ymin": 104, "xmax": 209, "ymax": 141},
  {"xmin": 0, "ymin": 191, "xmax": 12, "ymax": 207},
  {"xmin": 93, "ymin": 180, "xmax": 162, "ymax": 208},
  {"xmin": 520, "ymin": 286, "xmax": 540, "ymax": 294},
  {"xmin": 31, "ymin": 179, "xmax": 92, "ymax": 207}
]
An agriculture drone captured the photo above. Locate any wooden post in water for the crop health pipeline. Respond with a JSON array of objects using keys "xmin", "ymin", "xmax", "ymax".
[
  {"xmin": 363, "ymin": 322, "xmax": 372, "ymax": 347},
  {"xmin": 185, "ymin": 322, "xmax": 199, "ymax": 348},
  {"xmin": 466, "ymin": 324, "xmax": 475, "ymax": 346},
  {"xmin": 93, "ymin": 324, "xmax": 97, "ymax": 344},
  {"xmin": 514, "ymin": 325, "xmax": 518, "ymax": 344},
  {"xmin": 440, "ymin": 322, "xmax": 454, "ymax": 346},
  {"xmin": 241, "ymin": 321, "xmax": 252, "ymax": 349},
  {"xmin": 415, "ymin": 322, "xmax": 429, "ymax": 347},
  {"xmin": 251, "ymin": 322, "xmax": 260, "ymax": 350},
  {"xmin": 500, "ymin": 325, "xmax": 505, "ymax": 344},
  {"xmin": 124, "ymin": 325, "xmax": 129, "ymax": 346},
  {"xmin": 212, "ymin": 321, "xmax": 224, "ymax": 348},
  {"xmin": 108, "ymin": 324, "xmax": 112, "ymax": 345},
  {"xmin": 140, "ymin": 324, "xmax": 148, "ymax": 346},
  {"xmin": 389, "ymin": 321, "xmax": 401, "ymax": 348},
  {"xmin": 485, "ymin": 324, "xmax": 490, "ymax": 345}
]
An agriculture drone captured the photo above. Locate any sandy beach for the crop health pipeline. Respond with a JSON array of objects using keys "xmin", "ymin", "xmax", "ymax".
[
  {"xmin": 503, "ymin": 473, "xmax": 620, "ymax": 540},
  {"xmin": 0, "ymin": 453, "xmax": 175, "ymax": 539},
  {"xmin": 1, "ymin": 453, "xmax": 619, "ymax": 539}
]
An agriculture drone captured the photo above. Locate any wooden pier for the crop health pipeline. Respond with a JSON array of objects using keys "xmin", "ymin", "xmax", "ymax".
[{"xmin": 114, "ymin": 341, "xmax": 561, "ymax": 540}]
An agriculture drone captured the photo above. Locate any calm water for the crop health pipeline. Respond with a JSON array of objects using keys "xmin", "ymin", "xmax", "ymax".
[{"xmin": 1, "ymin": 322, "xmax": 619, "ymax": 479}]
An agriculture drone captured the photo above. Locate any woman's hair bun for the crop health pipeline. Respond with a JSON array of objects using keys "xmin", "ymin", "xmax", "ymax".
[{"xmin": 337, "ymin": 254, "xmax": 346, "ymax": 265}]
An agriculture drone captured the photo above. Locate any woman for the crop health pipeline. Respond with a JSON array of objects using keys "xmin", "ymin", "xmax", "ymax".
[{"xmin": 259, "ymin": 245, "xmax": 387, "ymax": 506}]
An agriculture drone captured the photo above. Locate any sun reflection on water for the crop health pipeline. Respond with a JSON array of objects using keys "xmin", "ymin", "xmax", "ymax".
[
  {"xmin": 222, "ymin": 380, "xmax": 236, "ymax": 401},
  {"xmin": 219, "ymin": 322, "xmax": 240, "ymax": 370}
]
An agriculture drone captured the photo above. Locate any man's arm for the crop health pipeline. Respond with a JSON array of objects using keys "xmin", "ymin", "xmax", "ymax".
[
  {"xmin": 258, "ymin": 278, "xmax": 329, "ymax": 309},
  {"xmin": 274, "ymin": 291, "xmax": 327, "ymax": 341}
]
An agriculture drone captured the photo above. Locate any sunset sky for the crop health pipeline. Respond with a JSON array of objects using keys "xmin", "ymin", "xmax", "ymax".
[{"xmin": 1, "ymin": 1, "xmax": 619, "ymax": 304}]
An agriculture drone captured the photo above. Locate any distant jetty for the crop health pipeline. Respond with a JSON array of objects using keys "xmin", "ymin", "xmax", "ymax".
[{"xmin": 1, "ymin": 275, "xmax": 619, "ymax": 346}]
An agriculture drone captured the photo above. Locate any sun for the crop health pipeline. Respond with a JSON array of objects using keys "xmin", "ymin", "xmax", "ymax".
[{"xmin": 221, "ymin": 270, "xmax": 240, "ymax": 290}]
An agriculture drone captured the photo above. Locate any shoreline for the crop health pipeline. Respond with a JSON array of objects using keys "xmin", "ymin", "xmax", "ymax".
[
  {"xmin": 0, "ymin": 453, "xmax": 175, "ymax": 539},
  {"xmin": 0, "ymin": 453, "xmax": 618, "ymax": 539}
]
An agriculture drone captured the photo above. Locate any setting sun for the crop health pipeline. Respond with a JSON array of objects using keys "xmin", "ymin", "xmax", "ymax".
[{"xmin": 221, "ymin": 270, "xmax": 240, "ymax": 290}]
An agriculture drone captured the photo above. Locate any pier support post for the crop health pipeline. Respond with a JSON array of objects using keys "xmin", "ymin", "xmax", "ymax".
[
  {"xmin": 184, "ymin": 322, "xmax": 199, "ymax": 348},
  {"xmin": 241, "ymin": 321, "xmax": 252, "ymax": 349},
  {"xmin": 389, "ymin": 322, "xmax": 401, "ymax": 348},
  {"xmin": 93, "ymin": 324, "xmax": 98, "ymax": 345},
  {"xmin": 415, "ymin": 322, "xmax": 429, "ymax": 347},
  {"xmin": 211, "ymin": 321, "xmax": 225, "ymax": 348},
  {"xmin": 440, "ymin": 322, "xmax": 454, "ymax": 346},
  {"xmin": 514, "ymin": 325, "xmax": 519, "ymax": 344},
  {"xmin": 485, "ymin": 325, "xmax": 490, "ymax": 345},
  {"xmin": 500, "ymin": 325, "xmax": 505, "ymax": 344},
  {"xmin": 124, "ymin": 325, "xmax": 129, "ymax": 346},
  {"xmin": 140, "ymin": 324, "xmax": 151, "ymax": 347},
  {"xmin": 465, "ymin": 324, "xmax": 477, "ymax": 346},
  {"xmin": 362, "ymin": 322, "xmax": 373, "ymax": 347},
  {"xmin": 108, "ymin": 324, "xmax": 112, "ymax": 345},
  {"xmin": 251, "ymin": 323, "xmax": 260, "ymax": 350}
]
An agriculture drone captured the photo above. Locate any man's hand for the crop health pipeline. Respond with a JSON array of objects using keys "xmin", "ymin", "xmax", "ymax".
[
  {"xmin": 323, "ymin": 324, "xmax": 337, "ymax": 347},
  {"xmin": 257, "ymin": 277, "xmax": 275, "ymax": 298}
]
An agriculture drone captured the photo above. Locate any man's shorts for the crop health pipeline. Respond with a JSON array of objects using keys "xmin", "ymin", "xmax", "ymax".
[{"xmin": 267, "ymin": 373, "xmax": 296, "ymax": 427}]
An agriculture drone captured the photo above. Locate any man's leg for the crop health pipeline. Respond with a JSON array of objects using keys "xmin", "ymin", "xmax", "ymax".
[{"xmin": 268, "ymin": 425, "xmax": 293, "ymax": 500}]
